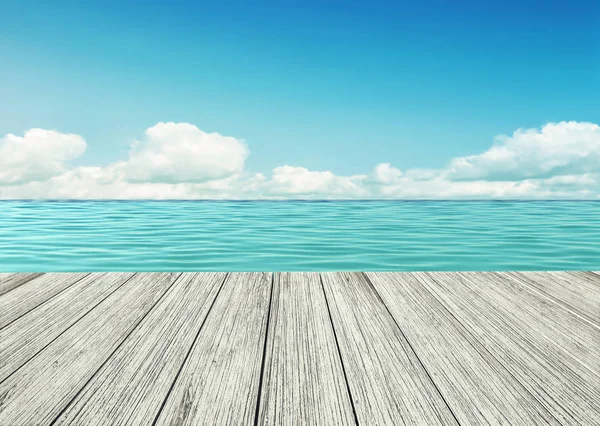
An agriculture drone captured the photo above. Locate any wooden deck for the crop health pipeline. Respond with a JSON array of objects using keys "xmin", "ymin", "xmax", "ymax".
[{"xmin": 0, "ymin": 272, "xmax": 598, "ymax": 425}]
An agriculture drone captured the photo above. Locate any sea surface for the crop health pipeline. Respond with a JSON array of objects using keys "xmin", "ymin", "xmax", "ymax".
[{"xmin": 0, "ymin": 201, "xmax": 599, "ymax": 271}]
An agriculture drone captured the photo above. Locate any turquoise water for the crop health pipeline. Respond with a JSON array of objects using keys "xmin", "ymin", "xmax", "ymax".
[{"xmin": 0, "ymin": 201, "xmax": 599, "ymax": 271}]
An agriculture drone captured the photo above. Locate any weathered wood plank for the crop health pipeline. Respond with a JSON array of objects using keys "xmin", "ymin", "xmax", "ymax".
[
  {"xmin": 0, "ymin": 271, "xmax": 597, "ymax": 425},
  {"xmin": 366, "ymin": 272, "xmax": 559, "ymax": 425},
  {"xmin": 55, "ymin": 272, "xmax": 226, "ymax": 426},
  {"xmin": 480, "ymin": 272, "xmax": 600, "ymax": 377},
  {"xmin": 257, "ymin": 272, "xmax": 355, "ymax": 425},
  {"xmin": 0, "ymin": 272, "xmax": 179, "ymax": 425},
  {"xmin": 0, "ymin": 272, "xmax": 134, "ymax": 382},
  {"xmin": 320, "ymin": 272, "xmax": 457, "ymax": 425},
  {"xmin": 0, "ymin": 273, "xmax": 89, "ymax": 329},
  {"xmin": 505, "ymin": 271, "xmax": 600, "ymax": 325},
  {"xmin": 562, "ymin": 271, "xmax": 600, "ymax": 287},
  {"xmin": 155, "ymin": 272, "xmax": 272, "ymax": 426},
  {"xmin": 0, "ymin": 273, "xmax": 43, "ymax": 297},
  {"xmin": 421, "ymin": 271, "xmax": 600, "ymax": 425}
]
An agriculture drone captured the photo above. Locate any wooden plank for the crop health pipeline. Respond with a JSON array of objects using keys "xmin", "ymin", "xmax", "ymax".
[
  {"xmin": 567, "ymin": 271, "xmax": 600, "ymax": 287},
  {"xmin": 0, "ymin": 273, "xmax": 89, "ymax": 329},
  {"xmin": 505, "ymin": 271, "xmax": 600, "ymax": 325},
  {"xmin": 366, "ymin": 272, "xmax": 559, "ymax": 425},
  {"xmin": 55, "ymin": 273, "xmax": 226, "ymax": 426},
  {"xmin": 155, "ymin": 272, "xmax": 272, "ymax": 426},
  {"xmin": 420, "ymin": 271, "xmax": 600, "ymax": 425},
  {"xmin": 0, "ymin": 273, "xmax": 43, "ymax": 296},
  {"xmin": 0, "ymin": 272, "xmax": 134, "ymax": 382},
  {"xmin": 0, "ymin": 272, "xmax": 179, "ymax": 425},
  {"xmin": 257, "ymin": 272, "xmax": 355, "ymax": 425},
  {"xmin": 483, "ymin": 272, "xmax": 600, "ymax": 377},
  {"xmin": 320, "ymin": 272, "xmax": 457, "ymax": 425}
]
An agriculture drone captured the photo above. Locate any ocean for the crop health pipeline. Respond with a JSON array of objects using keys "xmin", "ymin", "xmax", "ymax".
[{"xmin": 0, "ymin": 200, "xmax": 599, "ymax": 271}]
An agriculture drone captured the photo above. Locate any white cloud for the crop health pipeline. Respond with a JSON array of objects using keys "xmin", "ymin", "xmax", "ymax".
[
  {"xmin": 371, "ymin": 163, "xmax": 402, "ymax": 184},
  {"xmin": 0, "ymin": 166, "xmax": 245, "ymax": 200},
  {"xmin": 0, "ymin": 129, "xmax": 86, "ymax": 185},
  {"xmin": 0, "ymin": 120, "xmax": 599, "ymax": 199},
  {"xmin": 260, "ymin": 166, "xmax": 367, "ymax": 198},
  {"xmin": 119, "ymin": 122, "xmax": 249, "ymax": 184},
  {"xmin": 445, "ymin": 121, "xmax": 600, "ymax": 181}
]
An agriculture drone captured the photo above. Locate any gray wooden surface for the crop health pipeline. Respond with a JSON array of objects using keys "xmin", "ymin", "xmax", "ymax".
[
  {"xmin": 0, "ymin": 273, "xmax": 179, "ymax": 425},
  {"xmin": 55, "ymin": 273, "xmax": 226, "ymax": 426},
  {"xmin": 0, "ymin": 272, "xmax": 134, "ymax": 382},
  {"xmin": 0, "ymin": 272, "xmax": 90, "ymax": 329},
  {"xmin": 155, "ymin": 272, "xmax": 272, "ymax": 426},
  {"xmin": 258, "ymin": 272, "xmax": 355, "ymax": 425},
  {"xmin": 465, "ymin": 272, "xmax": 600, "ymax": 377},
  {"xmin": 321, "ymin": 272, "xmax": 458, "ymax": 425},
  {"xmin": 505, "ymin": 271, "xmax": 600, "ymax": 325},
  {"xmin": 366, "ymin": 272, "xmax": 560, "ymax": 425},
  {"xmin": 0, "ymin": 271, "xmax": 598, "ymax": 425},
  {"xmin": 0, "ymin": 272, "xmax": 43, "ymax": 296},
  {"xmin": 421, "ymin": 271, "xmax": 600, "ymax": 425}
]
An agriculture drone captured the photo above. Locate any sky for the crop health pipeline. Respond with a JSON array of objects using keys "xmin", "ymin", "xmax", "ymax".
[{"xmin": 0, "ymin": 0, "xmax": 599, "ymax": 199}]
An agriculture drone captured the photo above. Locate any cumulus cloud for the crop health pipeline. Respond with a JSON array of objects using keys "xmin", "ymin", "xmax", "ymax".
[
  {"xmin": 445, "ymin": 121, "xmax": 600, "ymax": 181},
  {"xmin": 118, "ymin": 122, "xmax": 249, "ymax": 184},
  {"xmin": 0, "ymin": 129, "xmax": 86, "ymax": 185},
  {"xmin": 0, "ymin": 120, "xmax": 599, "ymax": 199},
  {"xmin": 371, "ymin": 163, "xmax": 402, "ymax": 184}
]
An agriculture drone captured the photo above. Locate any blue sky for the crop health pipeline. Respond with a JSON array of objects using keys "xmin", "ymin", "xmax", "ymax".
[{"xmin": 0, "ymin": 0, "xmax": 599, "ymax": 199}]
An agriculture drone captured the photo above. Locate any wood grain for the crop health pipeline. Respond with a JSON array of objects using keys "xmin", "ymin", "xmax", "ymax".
[
  {"xmin": 475, "ymin": 272, "xmax": 600, "ymax": 377},
  {"xmin": 0, "ymin": 272, "xmax": 179, "ymax": 425},
  {"xmin": 506, "ymin": 271, "xmax": 600, "ymax": 326},
  {"xmin": 0, "ymin": 272, "xmax": 89, "ymax": 329},
  {"xmin": 320, "ymin": 272, "xmax": 457, "ymax": 425},
  {"xmin": 0, "ymin": 273, "xmax": 43, "ymax": 297},
  {"xmin": 257, "ymin": 272, "xmax": 355, "ymax": 425},
  {"xmin": 0, "ymin": 271, "xmax": 597, "ymax": 425},
  {"xmin": 367, "ymin": 272, "xmax": 559, "ymax": 425},
  {"xmin": 421, "ymin": 271, "xmax": 600, "ymax": 425},
  {"xmin": 0, "ymin": 272, "xmax": 134, "ymax": 382},
  {"xmin": 55, "ymin": 273, "xmax": 226, "ymax": 426},
  {"xmin": 155, "ymin": 272, "xmax": 272, "ymax": 426}
]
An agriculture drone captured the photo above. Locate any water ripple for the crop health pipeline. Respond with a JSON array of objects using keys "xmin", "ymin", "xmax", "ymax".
[{"xmin": 0, "ymin": 200, "xmax": 599, "ymax": 271}]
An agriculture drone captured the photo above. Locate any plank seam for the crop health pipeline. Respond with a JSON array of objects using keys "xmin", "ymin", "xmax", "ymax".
[
  {"xmin": 253, "ymin": 272, "xmax": 275, "ymax": 426},
  {"xmin": 150, "ymin": 272, "xmax": 230, "ymax": 426},
  {"xmin": 0, "ymin": 272, "xmax": 139, "ymax": 386},
  {"xmin": 50, "ymin": 272, "xmax": 185, "ymax": 426},
  {"xmin": 319, "ymin": 273, "xmax": 360, "ymax": 426},
  {"xmin": 360, "ymin": 272, "xmax": 462, "ymax": 426},
  {"xmin": 500, "ymin": 272, "xmax": 600, "ymax": 331},
  {"xmin": 0, "ymin": 273, "xmax": 92, "ymax": 331},
  {"xmin": 419, "ymin": 272, "xmax": 568, "ymax": 426},
  {"xmin": 462, "ymin": 272, "xmax": 600, "ymax": 383},
  {"xmin": 0, "ymin": 272, "xmax": 44, "ymax": 297}
]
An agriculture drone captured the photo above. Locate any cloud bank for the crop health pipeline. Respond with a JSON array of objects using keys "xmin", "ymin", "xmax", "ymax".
[{"xmin": 1, "ymin": 121, "xmax": 599, "ymax": 199}]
